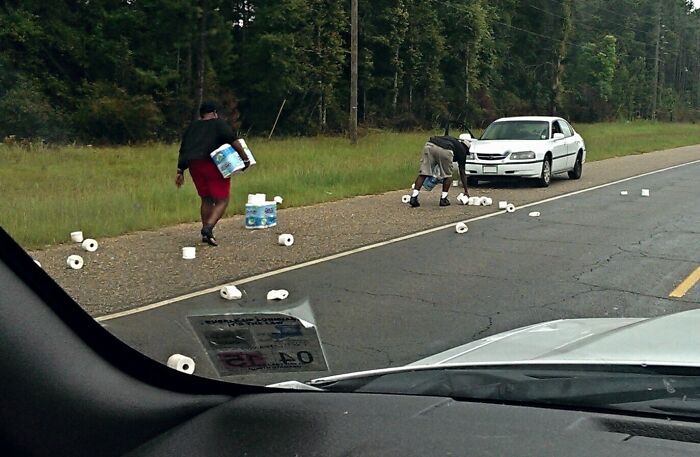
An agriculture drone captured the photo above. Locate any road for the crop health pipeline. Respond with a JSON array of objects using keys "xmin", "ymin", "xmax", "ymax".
[{"xmin": 102, "ymin": 161, "xmax": 700, "ymax": 385}]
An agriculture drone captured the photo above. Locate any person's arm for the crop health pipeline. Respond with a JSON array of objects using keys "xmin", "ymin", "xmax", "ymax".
[
  {"xmin": 218, "ymin": 119, "xmax": 250, "ymax": 170},
  {"xmin": 175, "ymin": 132, "xmax": 189, "ymax": 188}
]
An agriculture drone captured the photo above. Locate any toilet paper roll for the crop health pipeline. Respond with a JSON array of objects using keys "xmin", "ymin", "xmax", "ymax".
[
  {"xmin": 166, "ymin": 354, "xmax": 195, "ymax": 374},
  {"xmin": 278, "ymin": 234, "xmax": 295, "ymax": 247},
  {"xmin": 453, "ymin": 180, "xmax": 459, "ymax": 187},
  {"xmin": 401, "ymin": 195, "xmax": 411, "ymax": 204},
  {"xmin": 274, "ymin": 195, "xmax": 284, "ymax": 204},
  {"xmin": 70, "ymin": 231, "xmax": 84, "ymax": 243},
  {"xmin": 455, "ymin": 222, "xmax": 469, "ymax": 234},
  {"xmin": 529, "ymin": 211, "xmax": 541, "ymax": 217},
  {"xmin": 620, "ymin": 191, "xmax": 629, "ymax": 196},
  {"xmin": 498, "ymin": 201, "xmax": 508, "ymax": 209},
  {"xmin": 267, "ymin": 289, "xmax": 290, "ymax": 301},
  {"xmin": 506, "ymin": 204, "xmax": 516, "ymax": 213},
  {"xmin": 486, "ymin": 198, "xmax": 493, "ymax": 206},
  {"xmin": 66, "ymin": 255, "xmax": 84, "ymax": 270},
  {"xmin": 34, "ymin": 259, "xmax": 42, "ymax": 268},
  {"xmin": 220, "ymin": 285, "xmax": 243, "ymax": 300},
  {"xmin": 641, "ymin": 189, "xmax": 650, "ymax": 197},
  {"xmin": 468, "ymin": 197, "xmax": 480, "ymax": 206},
  {"xmin": 411, "ymin": 183, "xmax": 415, "ymax": 190},
  {"xmin": 479, "ymin": 197, "xmax": 489, "ymax": 206},
  {"xmin": 182, "ymin": 246, "xmax": 196, "ymax": 260},
  {"xmin": 81, "ymin": 239, "xmax": 99, "ymax": 252},
  {"xmin": 457, "ymin": 195, "xmax": 469, "ymax": 205}
]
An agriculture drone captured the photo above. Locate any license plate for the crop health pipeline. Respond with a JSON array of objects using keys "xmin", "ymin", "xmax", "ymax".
[{"xmin": 483, "ymin": 165, "xmax": 498, "ymax": 174}]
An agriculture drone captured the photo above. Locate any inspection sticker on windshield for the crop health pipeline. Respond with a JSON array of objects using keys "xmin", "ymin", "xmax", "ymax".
[{"xmin": 188, "ymin": 313, "xmax": 328, "ymax": 376}]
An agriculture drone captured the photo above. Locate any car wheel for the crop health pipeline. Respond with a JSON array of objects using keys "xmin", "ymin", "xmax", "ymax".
[
  {"xmin": 568, "ymin": 152, "xmax": 583, "ymax": 180},
  {"xmin": 537, "ymin": 157, "xmax": 551, "ymax": 187},
  {"xmin": 467, "ymin": 177, "xmax": 479, "ymax": 186}
]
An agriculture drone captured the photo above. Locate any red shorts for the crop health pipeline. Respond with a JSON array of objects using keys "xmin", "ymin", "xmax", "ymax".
[{"xmin": 188, "ymin": 159, "xmax": 231, "ymax": 199}]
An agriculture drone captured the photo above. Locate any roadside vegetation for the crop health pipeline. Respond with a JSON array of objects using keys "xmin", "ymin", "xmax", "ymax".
[{"xmin": 3, "ymin": 122, "xmax": 700, "ymax": 249}]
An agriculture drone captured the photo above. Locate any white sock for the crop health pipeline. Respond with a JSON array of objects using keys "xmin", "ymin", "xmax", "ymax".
[
  {"xmin": 441, "ymin": 192, "xmax": 448, "ymax": 199},
  {"xmin": 411, "ymin": 189, "xmax": 420, "ymax": 197}
]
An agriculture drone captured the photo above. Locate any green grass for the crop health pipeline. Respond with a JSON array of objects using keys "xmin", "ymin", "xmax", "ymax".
[{"xmin": 2, "ymin": 122, "xmax": 700, "ymax": 249}]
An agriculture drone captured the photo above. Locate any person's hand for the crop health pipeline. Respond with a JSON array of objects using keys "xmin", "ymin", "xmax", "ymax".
[
  {"xmin": 175, "ymin": 173, "xmax": 184, "ymax": 188},
  {"xmin": 242, "ymin": 160, "xmax": 250, "ymax": 171}
]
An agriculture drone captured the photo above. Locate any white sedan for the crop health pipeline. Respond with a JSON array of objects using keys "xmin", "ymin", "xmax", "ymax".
[{"xmin": 459, "ymin": 116, "xmax": 586, "ymax": 187}]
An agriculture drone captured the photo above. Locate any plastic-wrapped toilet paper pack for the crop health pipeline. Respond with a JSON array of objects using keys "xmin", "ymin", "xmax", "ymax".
[
  {"xmin": 278, "ymin": 234, "xmax": 295, "ymax": 247},
  {"xmin": 220, "ymin": 285, "xmax": 243, "ymax": 300},
  {"xmin": 498, "ymin": 201, "xmax": 508, "ymax": 209},
  {"xmin": 455, "ymin": 222, "xmax": 469, "ymax": 234},
  {"xmin": 67, "ymin": 255, "xmax": 84, "ymax": 270},
  {"xmin": 81, "ymin": 239, "xmax": 99, "ymax": 252},
  {"xmin": 267, "ymin": 289, "xmax": 290, "ymax": 301},
  {"xmin": 401, "ymin": 195, "xmax": 411, "ymax": 204},
  {"xmin": 529, "ymin": 211, "xmax": 541, "ymax": 217},
  {"xmin": 506, "ymin": 204, "xmax": 516, "ymax": 213},
  {"xmin": 274, "ymin": 195, "xmax": 284, "ymax": 204},
  {"xmin": 182, "ymin": 247, "xmax": 196, "ymax": 260},
  {"xmin": 166, "ymin": 354, "xmax": 195, "ymax": 374},
  {"xmin": 70, "ymin": 231, "xmax": 84, "ymax": 243}
]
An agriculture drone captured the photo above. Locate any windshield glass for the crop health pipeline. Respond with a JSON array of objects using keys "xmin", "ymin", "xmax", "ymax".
[{"xmin": 480, "ymin": 121, "xmax": 549, "ymax": 140}]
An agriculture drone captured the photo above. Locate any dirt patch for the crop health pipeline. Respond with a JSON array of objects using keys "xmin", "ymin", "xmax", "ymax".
[{"xmin": 29, "ymin": 145, "xmax": 700, "ymax": 317}]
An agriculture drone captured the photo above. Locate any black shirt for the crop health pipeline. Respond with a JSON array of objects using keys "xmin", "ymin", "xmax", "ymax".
[
  {"xmin": 429, "ymin": 135, "xmax": 469, "ymax": 167},
  {"xmin": 177, "ymin": 118, "xmax": 239, "ymax": 171}
]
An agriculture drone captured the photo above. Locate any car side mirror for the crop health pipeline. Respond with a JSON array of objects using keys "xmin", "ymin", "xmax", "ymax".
[{"xmin": 553, "ymin": 133, "xmax": 565, "ymax": 140}]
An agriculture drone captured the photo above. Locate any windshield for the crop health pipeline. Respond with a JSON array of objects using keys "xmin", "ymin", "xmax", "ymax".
[
  {"xmin": 480, "ymin": 121, "xmax": 550, "ymax": 140},
  {"xmin": 3, "ymin": 0, "xmax": 700, "ymax": 424}
]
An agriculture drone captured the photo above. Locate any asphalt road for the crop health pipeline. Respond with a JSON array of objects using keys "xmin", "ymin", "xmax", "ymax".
[{"xmin": 103, "ymin": 161, "xmax": 700, "ymax": 385}]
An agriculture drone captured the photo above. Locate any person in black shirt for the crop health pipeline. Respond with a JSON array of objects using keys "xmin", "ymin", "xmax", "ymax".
[
  {"xmin": 175, "ymin": 101, "xmax": 250, "ymax": 246},
  {"xmin": 409, "ymin": 135, "xmax": 470, "ymax": 207}
]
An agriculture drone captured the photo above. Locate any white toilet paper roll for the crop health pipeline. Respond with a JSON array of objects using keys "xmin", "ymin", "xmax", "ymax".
[
  {"xmin": 485, "ymin": 198, "xmax": 493, "ymax": 206},
  {"xmin": 66, "ymin": 255, "xmax": 84, "ymax": 270},
  {"xmin": 529, "ymin": 211, "xmax": 541, "ymax": 217},
  {"xmin": 182, "ymin": 246, "xmax": 196, "ymax": 260},
  {"xmin": 498, "ymin": 201, "xmax": 508, "ymax": 209},
  {"xmin": 457, "ymin": 195, "xmax": 469, "ymax": 205},
  {"xmin": 453, "ymin": 180, "xmax": 459, "ymax": 187},
  {"xmin": 468, "ymin": 197, "xmax": 480, "ymax": 206},
  {"xmin": 401, "ymin": 195, "xmax": 411, "ymax": 204},
  {"xmin": 506, "ymin": 204, "xmax": 516, "ymax": 213},
  {"xmin": 70, "ymin": 231, "xmax": 84, "ymax": 243},
  {"xmin": 274, "ymin": 195, "xmax": 284, "ymax": 204},
  {"xmin": 81, "ymin": 239, "xmax": 99, "ymax": 252},
  {"xmin": 220, "ymin": 285, "xmax": 243, "ymax": 300},
  {"xmin": 167, "ymin": 354, "xmax": 195, "ymax": 374},
  {"xmin": 278, "ymin": 234, "xmax": 295, "ymax": 247},
  {"xmin": 620, "ymin": 191, "xmax": 629, "ymax": 196},
  {"xmin": 641, "ymin": 189, "xmax": 650, "ymax": 197},
  {"xmin": 267, "ymin": 289, "xmax": 289, "ymax": 301},
  {"xmin": 479, "ymin": 197, "xmax": 489, "ymax": 206},
  {"xmin": 455, "ymin": 222, "xmax": 469, "ymax": 234}
]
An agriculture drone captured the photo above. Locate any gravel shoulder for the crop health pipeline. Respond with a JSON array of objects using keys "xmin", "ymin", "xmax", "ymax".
[{"xmin": 29, "ymin": 145, "xmax": 700, "ymax": 317}]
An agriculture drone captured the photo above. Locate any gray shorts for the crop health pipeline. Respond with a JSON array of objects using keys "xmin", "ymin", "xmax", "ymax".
[{"xmin": 419, "ymin": 142, "xmax": 454, "ymax": 179}]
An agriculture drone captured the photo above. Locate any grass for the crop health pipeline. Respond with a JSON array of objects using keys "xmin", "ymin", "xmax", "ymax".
[{"xmin": 2, "ymin": 122, "xmax": 699, "ymax": 249}]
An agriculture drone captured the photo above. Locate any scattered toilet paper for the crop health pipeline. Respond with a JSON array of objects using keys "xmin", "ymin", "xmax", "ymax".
[
  {"xmin": 506, "ymin": 204, "xmax": 516, "ymax": 213},
  {"xmin": 220, "ymin": 285, "xmax": 243, "ymax": 300},
  {"xmin": 457, "ymin": 195, "xmax": 469, "ymax": 205},
  {"xmin": 166, "ymin": 354, "xmax": 195, "ymax": 374},
  {"xmin": 641, "ymin": 189, "xmax": 650, "ymax": 197},
  {"xmin": 66, "ymin": 255, "xmax": 84, "ymax": 270},
  {"xmin": 479, "ymin": 197, "xmax": 489, "ymax": 206},
  {"xmin": 455, "ymin": 222, "xmax": 469, "ymax": 234},
  {"xmin": 498, "ymin": 201, "xmax": 508, "ymax": 209},
  {"xmin": 278, "ymin": 234, "xmax": 295, "ymax": 247},
  {"xmin": 70, "ymin": 231, "xmax": 84, "ymax": 243},
  {"xmin": 620, "ymin": 191, "xmax": 629, "ymax": 196},
  {"xmin": 81, "ymin": 239, "xmax": 99, "ymax": 252},
  {"xmin": 182, "ymin": 246, "xmax": 196, "ymax": 260},
  {"xmin": 468, "ymin": 197, "xmax": 481, "ymax": 206},
  {"xmin": 453, "ymin": 180, "xmax": 459, "ymax": 187},
  {"xmin": 401, "ymin": 195, "xmax": 411, "ymax": 204},
  {"xmin": 274, "ymin": 195, "xmax": 284, "ymax": 204},
  {"xmin": 267, "ymin": 289, "xmax": 290, "ymax": 301},
  {"xmin": 529, "ymin": 211, "xmax": 541, "ymax": 217}
]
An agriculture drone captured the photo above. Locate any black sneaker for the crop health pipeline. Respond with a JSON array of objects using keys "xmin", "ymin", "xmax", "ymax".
[
  {"xmin": 409, "ymin": 196, "xmax": 420, "ymax": 207},
  {"xmin": 439, "ymin": 197, "xmax": 450, "ymax": 207}
]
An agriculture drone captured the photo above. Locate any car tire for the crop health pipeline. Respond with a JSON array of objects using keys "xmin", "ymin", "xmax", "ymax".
[
  {"xmin": 537, "ymin": 157, "xmax": 551, "ymax": 187},
  {"xmin": 467, "ymin": 177, "xmax": 479, "ymax": 186},
  {"xmin": 568, "ymin": 152, "xmax": 583, "ymax": 180}
]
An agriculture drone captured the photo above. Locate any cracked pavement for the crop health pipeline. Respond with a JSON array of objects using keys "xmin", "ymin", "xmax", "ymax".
[{"xmin": 102, "ymin": 156, "xmax": 700, "ymax": 386}]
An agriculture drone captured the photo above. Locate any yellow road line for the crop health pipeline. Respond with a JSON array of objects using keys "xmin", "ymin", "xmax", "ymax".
[{"xmin": 670, "ymin": 266, "xmax": 700, "ymax": 298}]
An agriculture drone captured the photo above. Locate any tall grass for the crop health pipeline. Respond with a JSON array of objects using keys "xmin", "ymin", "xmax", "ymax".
[{"xmin": 2, "ymin": 123, "xmax": 699, "ymax": 248}]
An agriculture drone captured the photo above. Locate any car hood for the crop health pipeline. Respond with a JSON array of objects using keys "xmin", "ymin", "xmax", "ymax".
[
  {"xmin": 293, "ymin": 310, "xmax": 700, "ymax": 387},
  {"xmin": 470, "ymin": 139, "xmax": 544, "ymax": 155}
]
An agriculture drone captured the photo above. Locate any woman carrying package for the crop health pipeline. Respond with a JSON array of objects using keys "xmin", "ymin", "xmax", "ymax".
[{"xmin": 175, "ymin": 101, "xmax": 250, "ymax": 246}]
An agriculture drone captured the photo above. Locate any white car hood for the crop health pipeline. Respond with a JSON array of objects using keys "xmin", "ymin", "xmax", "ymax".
[
  {"xmin": 300, "ymin": 310, "xmax": 700, "ymax": 386},
  {"xmin": 470, "ymin": 139, "xmax": 543, "ymax": 155}
]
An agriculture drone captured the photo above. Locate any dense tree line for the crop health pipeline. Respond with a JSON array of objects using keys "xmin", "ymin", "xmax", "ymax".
[{"xmin": 1, "ymin": 0, "xmax": 699, "ymax": 143}]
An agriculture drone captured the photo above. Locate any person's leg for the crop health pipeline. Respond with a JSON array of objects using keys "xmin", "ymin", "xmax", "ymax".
[{"xmin": 206, "ymin": 198, "xmax": 230, "ymax": 227}]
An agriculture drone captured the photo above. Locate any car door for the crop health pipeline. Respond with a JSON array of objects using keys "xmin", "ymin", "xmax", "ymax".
[
  {"xmin": 550, "ymin": 121, "xmax": 568, "ymax": 173},
  {"xmin": 558, "ymin": 120, "xmax": 576, "ymax": 169}
]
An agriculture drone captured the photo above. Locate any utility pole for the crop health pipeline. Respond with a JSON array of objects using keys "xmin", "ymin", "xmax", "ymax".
[
  {"xmin": 350, "ymin": 0, "xmax": 358, "ymax": 144},
  {"xmin": 651, "ymin": 13, "xmax": 661, "ymax": 120}
]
